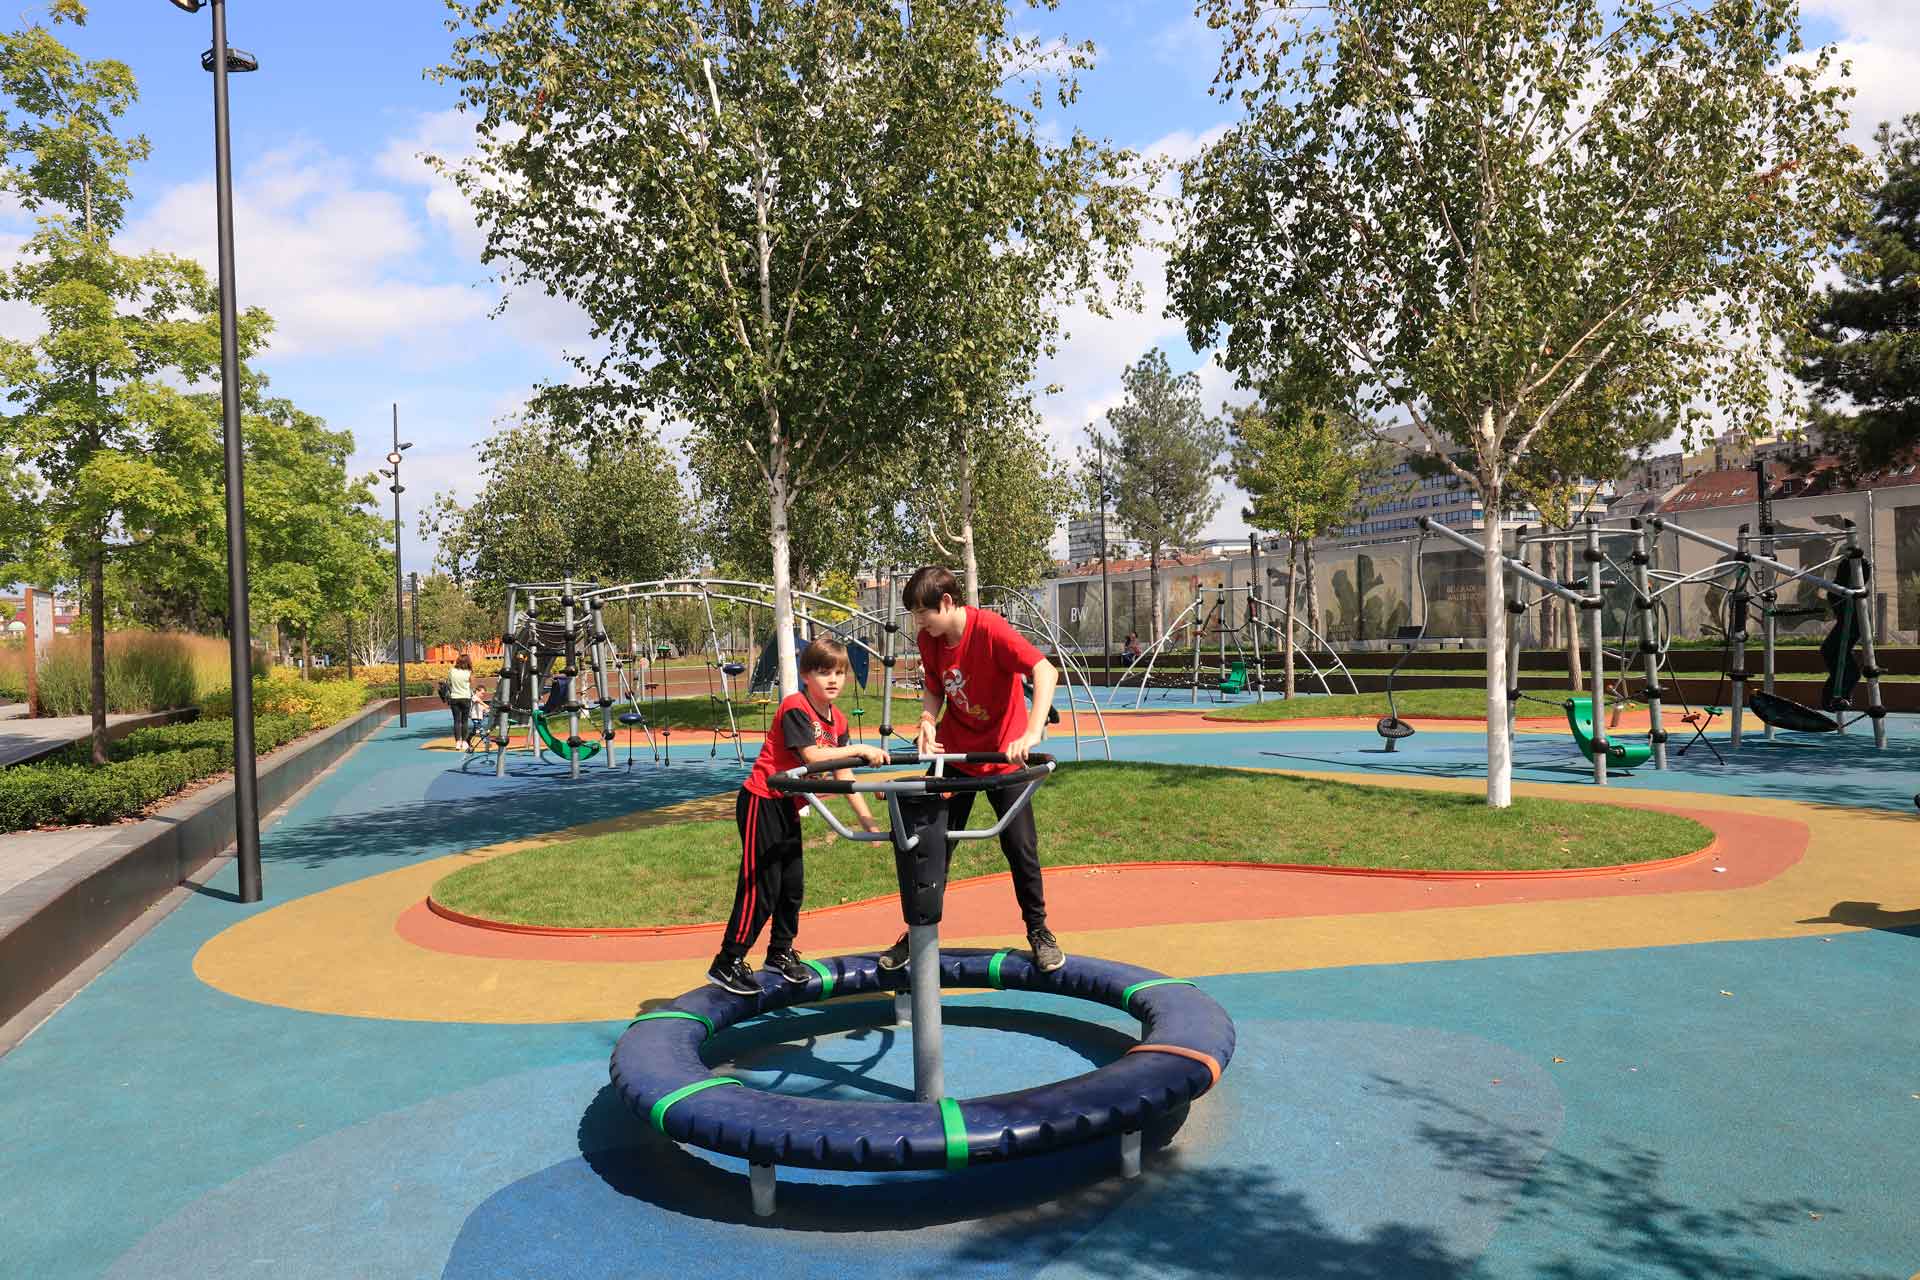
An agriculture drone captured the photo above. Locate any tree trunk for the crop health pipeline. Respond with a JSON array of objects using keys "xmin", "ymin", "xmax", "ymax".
[
  {"xmin": 767, "ymin": 429, "xmax": 800, "ymax": 697},
  {"xmin": 1149, "ymin": 545, "xmax": 1163, "ymax": 640},
  {"xmin": 1538, "ymin": 539, "xmax": 1556, "ymax": 649},
  {"xmin": 1303, "ymin": 538, "xmax": 1321, "ymax": 638},
  {"xmin": 301, "ymin": 624, "xmax": 311, "ymax": 680},
  {"xmin": 1283, "ymin": 543, "xmax": 1298, "ymax": 698},
  {"xmin": 1563, "ymin": 541, "xmax": 1584, "ymax": 686},
  {"xmin": 957, "ymin": 441, "xmax": 981, "ymax": 608},
  {"xmin": 89, "ymin": 546, "xmax": 108, "ymax": 765},
  {"xmin": 1484, "ymin": 482, "xmax": 1512, "ymax": 808}
]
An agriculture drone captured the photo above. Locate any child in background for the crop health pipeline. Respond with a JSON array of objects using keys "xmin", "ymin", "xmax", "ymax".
[{"xmin": 708, "ymin": 637, "xmax": 889, "ymax": 995}]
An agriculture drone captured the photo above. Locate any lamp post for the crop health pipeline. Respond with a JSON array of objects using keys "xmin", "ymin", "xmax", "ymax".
[
  {"xmin": 169, "ymin": 0, "xmax": 262, "ymax": 903},
  {"xmin": 1094, "ymin": 436, "xmax": 1113, "ymax": 685},
  {"xmin": 381, "ymin": 406, "xmax": 413, "ymax": 726}
]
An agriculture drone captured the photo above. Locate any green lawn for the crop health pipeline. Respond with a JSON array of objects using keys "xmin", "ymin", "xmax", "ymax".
[
  {"xmin": 431, "ymin": 760, "xmax": 1710, "ymax": 929},
  {"xmin": 1205, "ymin": 688, "xmax": 1585, "ymax": 721}
]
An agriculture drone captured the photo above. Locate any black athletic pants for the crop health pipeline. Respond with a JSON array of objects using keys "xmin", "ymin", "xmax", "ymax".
[
  {"xmin": 449, "ymin": 698, "xmax": 472, "ymax": 744},
  {"xmin": 945, "ymin": 781, "xmax": 1047, "ymax": 932},
  {"xmin": 722, "ymin": 790, "xmax": 803, "ymax": 959}
]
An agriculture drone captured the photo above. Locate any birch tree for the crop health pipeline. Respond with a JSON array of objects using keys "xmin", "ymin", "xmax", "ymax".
[
  {"xmin": 1170, "ymin": 0, "xmax": 1864, "ymax": 805},
  {"xmin": 435, "ymin": 0, "xmax": 1143, "ymax": 693}
]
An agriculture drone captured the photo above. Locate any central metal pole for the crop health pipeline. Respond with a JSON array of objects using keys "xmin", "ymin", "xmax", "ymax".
[
  {"xmin": 1586, "ymin": 520, "xmax": 1607, "ymax": 785},
  {"xmin": 210, "ymin": 0, "xmax": 261, "ymax": 903},
  {"xmin": 908, "ymin": 923, "xmax": 943, "ymax": 1101}
]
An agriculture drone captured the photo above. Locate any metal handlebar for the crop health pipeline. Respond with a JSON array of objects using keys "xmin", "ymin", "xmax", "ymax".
[{"xmin": 764, "ymin": 752, "xmax": 1057, "ymax": 849}]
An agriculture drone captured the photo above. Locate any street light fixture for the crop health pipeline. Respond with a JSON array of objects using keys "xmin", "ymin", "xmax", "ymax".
[
  {"xmin": 169, "ymin": 0, "xmax": 263, "ymax": 903},
  {"xmin": 386, "ymin": 408, "xmax": 412, "ymax": 725}
]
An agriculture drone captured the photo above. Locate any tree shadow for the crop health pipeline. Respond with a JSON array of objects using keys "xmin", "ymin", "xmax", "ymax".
[
  {"xmin": 256, "ymin": 760, "xmax": 743, "ymax": 870},
  {"xmin": 1796, "ymin": 900, "xmax": 1920, "ymax": 936},
  {"xmin": 1370, "ymin": 1073, "xmax": 1882, "ymax": 1280}
]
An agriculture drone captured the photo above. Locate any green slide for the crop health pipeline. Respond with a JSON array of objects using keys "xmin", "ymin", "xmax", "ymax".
[
  {"xmin": 531, "ymin": 710, "xmax": 603, "ymax": 762},
  {"xmin": 1563, "ymin": 695, "xmax": 1653, "ymax": 768}
]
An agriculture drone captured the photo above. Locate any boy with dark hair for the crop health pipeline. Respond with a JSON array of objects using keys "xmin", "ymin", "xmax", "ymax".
[
  {"xmin": 709, "ymin": 637, "xmax": 889, "ymax": 995},
  {"xmin": 880, "ymin": 565, "xmax": 1065, "ymax": 973}
]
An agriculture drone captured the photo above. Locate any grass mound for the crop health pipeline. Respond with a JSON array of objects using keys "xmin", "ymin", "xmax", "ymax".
[{"xmin": 432, "ymin": 760, "xmax": 1710, "ymax": 930}]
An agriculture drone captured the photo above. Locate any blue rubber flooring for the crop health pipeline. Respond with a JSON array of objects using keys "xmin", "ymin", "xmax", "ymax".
[{"xmin": 0, "ymin": 713, "xmax": 1916, "ymax": 1278}]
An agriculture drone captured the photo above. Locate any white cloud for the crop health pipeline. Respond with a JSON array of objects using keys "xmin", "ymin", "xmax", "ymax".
[
  {"xmin": 1797, "ymin": 2, "xmax": 1920, "ymax": 147},
  {"xmin": 122, "ymin": 142, "xmax": 492, "ymax": 360}
]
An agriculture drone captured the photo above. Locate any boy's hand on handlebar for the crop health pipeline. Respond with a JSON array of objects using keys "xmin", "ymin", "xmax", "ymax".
[
  {"xmin": 858, "ymin": 745, "xmax": 888, "ymax": 767},
  {"xmin": 1007, "ymin": 729, "xmax": 1044, "ymax": 765},
  {"xmin": 915, "ymin": 722, "xmax": 943, "ymax": 758}
]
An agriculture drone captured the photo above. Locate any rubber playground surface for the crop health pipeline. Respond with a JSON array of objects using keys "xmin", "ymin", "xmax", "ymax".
[{"xmin": 4, "ymin": 710, "xmax": 1919, "ymax": 1278}]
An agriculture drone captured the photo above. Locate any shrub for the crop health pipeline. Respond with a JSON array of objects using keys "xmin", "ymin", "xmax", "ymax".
[
  {"xmin": 0, "ymin": 631, "xmax": 262, "ymax": 714},
  {"xmin": 200, "ymin": 672, "xmax": 371, "ymax": 727},
  {"xmin": 341, "ymin": 660, "xmax": 502, "ymax": 689}
]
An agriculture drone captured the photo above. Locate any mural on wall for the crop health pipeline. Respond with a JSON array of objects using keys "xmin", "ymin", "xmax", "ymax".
[
  {"xmin": 1897, "ymin": 505, "xmax": 1920, "ymax": 634},
  {"xmin": 1326, "ymin": 553, "xmax": 1411, "ymax": 641}
]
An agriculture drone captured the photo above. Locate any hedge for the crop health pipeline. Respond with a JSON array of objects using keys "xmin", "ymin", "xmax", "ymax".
[
  {"xmin": 0, "ymin": 666, "xmax": 382, "ymax": 831},
  {"xmin": 0, "ymin": 712, "xmax": 323, "ymax": 833}
]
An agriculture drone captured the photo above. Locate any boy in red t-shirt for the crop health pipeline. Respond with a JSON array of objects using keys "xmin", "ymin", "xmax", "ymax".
[
  {"xmin": 709, "ymin": 637, "xmax": 889, "ymax": 995},
  {"xmin": 877, "ymin": 565, "xmax": 1064, "ymax": 973}
]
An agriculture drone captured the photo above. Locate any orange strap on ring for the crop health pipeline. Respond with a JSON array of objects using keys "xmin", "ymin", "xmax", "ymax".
[{"xmin": 1127, "ymin": 1043, "xmax": 1222, "ymax": 1087}]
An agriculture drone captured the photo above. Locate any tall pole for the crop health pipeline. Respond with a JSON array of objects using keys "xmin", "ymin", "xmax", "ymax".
[
  {"xmin": 409, "ymin": 571, "xmax": 421, "ymax": 666},
  {"xmin": 391, "ymin": 405, "xmax": 407, "ymax": 727},
  {"xmin": 210, "ymin": 0, "xmax": 261, "ymax": 904},
  {"xmin": 1096, "ymin": 437, "xmax": 1112, "ymax": 686}
]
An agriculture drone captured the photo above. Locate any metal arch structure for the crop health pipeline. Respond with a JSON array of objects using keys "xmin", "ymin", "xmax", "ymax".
[
  {"xmin": 1114, "ymin": 587, "xmax": 1357, "ymax": 708},
  {"xmin": 979, "ymin": 584, "xmax": 1112, "ymax": 761}
]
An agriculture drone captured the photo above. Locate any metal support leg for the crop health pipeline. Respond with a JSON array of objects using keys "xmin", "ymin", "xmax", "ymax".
[
  {"xmin": 908, "ymin": 923, "xmax": 943, "ymax": 1102},
  {"xmin": 750, "ymin": 1160, "xmax": 776, "ymax": 1217},
  {"xmin": 894, "ymin": 992, "xmax": 912, "ymax": 1025},
  {"xmin": 1120, "ymin": 1129, "xmax": 1143, "ymax": 1179},
  {"xmin": 1586, "ymin": 521, "xmax": 1607, "ymax": 786},
  {"xmin": 1632, "ymin": 523, "xmax": 1666, "ymax": 770}
]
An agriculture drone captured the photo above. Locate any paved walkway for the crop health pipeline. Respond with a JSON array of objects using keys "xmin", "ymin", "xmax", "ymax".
[
  {"xmin": 0, "ymin": 710, "xmax": 192, "ymax": 896},
  {"xmin": 3, "ymin": 706, "xmax": 1917, "ymax": 1277},
  {"xmin": 0, "ymin": 709, "xmax": 173, "ymax": 768}
]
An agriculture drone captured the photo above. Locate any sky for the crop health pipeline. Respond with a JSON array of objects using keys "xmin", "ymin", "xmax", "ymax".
[{"xmin": 1, "ymin": 0, "xmax": 1912, "ymax": 570}]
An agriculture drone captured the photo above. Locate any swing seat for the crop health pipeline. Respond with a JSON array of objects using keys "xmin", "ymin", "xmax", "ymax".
[
  {"xmin": 618, "ymin": 712, "xmax": 646, "ymax": 726},
  {"xmin": 1746, "ymin": 690, "xmax": 1840, "ymax": 734},
  {"xmin": 1216, "ymin": 660, "xmax": 1248, "ymax": 698},
  {"xmin": 721, "ymin": 662, "xmax": 747, "ymax": 678},
  {"xmin": 1564, "ymin": 696, "xmax": 1653, "ymax": 768},
  {"xmin": 1376, "ymin": 715, "xmax": 1416, "ymax": 740}
]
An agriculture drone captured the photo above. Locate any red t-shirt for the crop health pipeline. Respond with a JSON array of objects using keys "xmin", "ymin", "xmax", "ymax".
[
  {"xmin": 744, "ymin": 691, "xmax": 850, "ymax": 805},
  {"xmin": 918, "ymin": 608, "xmax": 1044, "ymax": 776}
]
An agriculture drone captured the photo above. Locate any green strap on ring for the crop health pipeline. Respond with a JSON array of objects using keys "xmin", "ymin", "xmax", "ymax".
[
  {"xmin": 628, "ymin": 1010, "xmax": 714, "ymax": 1039},
  {"xmin": 987, "ymin": 949, "xmax": 1012, "ymax": 990},
  {"xmin": 1121, "ymin": 977, "xmax": 1197, "ymax": 1009},
  {"xmin": 938, "ymin": 1097, "xmax": 969, "ymax": 1170},
  {"xmin": 803, "ymin": 958, "xmax": 835, "ymax": 997},
  {"xmin": 649, "ymin": 1077, "xmax": 742, "ymax": 1132}
]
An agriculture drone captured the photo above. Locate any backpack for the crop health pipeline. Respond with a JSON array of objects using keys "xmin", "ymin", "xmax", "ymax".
[{"xmin": 436, "ymin": 678, "xmax": 451, "ymax": 703}]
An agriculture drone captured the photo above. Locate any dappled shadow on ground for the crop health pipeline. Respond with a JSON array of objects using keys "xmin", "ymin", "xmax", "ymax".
[
  {"xmin": 1373, "ymin": 1074, "xmax": 1882, "ymax": 1280},
  {"xmin": 1797, "ymin": 900, "xmax": 1920, "ymax": 934},
  {"xmin": 259, "ymin": 761, "xmax": 743, "ymax": 870}
]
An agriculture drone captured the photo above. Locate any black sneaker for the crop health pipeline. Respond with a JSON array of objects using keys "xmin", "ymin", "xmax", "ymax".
[
  {"xmin": 764, "ymin": 948, "xmax": 811, "ymax": 985},
  {"xmin": 706, "ymin": 953, "xmax": 759, "ymax": 996},
  {"xmin": 876, "ymin": 931, "xmax": 911, "ymax": 971},
  {"xmin": 1027, "ymin": 928, "xmax": 1065, "ymax": 973}
]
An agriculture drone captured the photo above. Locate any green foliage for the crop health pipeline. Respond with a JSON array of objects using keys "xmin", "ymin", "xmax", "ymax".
[
  {"xmin": 900, "ymin": 407, "xmax": 1075, "ymax": 593},
  {"xmin": 198, "ymin": 670, "xmax": 370, "ymax": 726},
  {"xmin": 1231, "ymin": 396, "xmax": 1388, "ymax": 544},
  {"xmin": 1173, "ymin": 0, "xmax": 1865, "ymax": 490},
  {"xmin": 31, "ymin": 630, "xmax": 197, "ymax": 714},
  {"xmin": 0, "ymin": 710, "xmax": 315, "ymax": 832},
  {"xmin": 426, "ymin": 420, "xmax": 692, "ymax": 600},
  {"xmin": 433, "ymin": 0, "xmax": 1147, "ymax": 692},
  {"xmin": 1087, "ymin": 348, "xmax": 1226, "ymax": 633},
  {"xmin": 1800, "ymin": 116, "xmax": 1920, "ymax": 469},
  {"xmin": 414, "ymin": 573, "xmax": 497, "ymax": 648}
]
